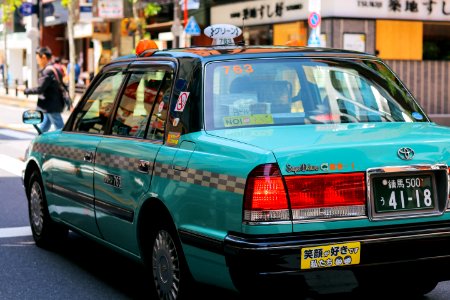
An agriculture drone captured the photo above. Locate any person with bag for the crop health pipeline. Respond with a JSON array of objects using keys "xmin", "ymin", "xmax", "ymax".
[{"xmin": 24, "ymin": 47, "xmax": 66, "ymax": 132}]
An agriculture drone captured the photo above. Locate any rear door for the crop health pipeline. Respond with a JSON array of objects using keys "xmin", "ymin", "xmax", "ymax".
[
  {"xmin": 49, "ymin": 65, "xmax": 127, "ymax": 235},
  {"xmin": 93, "ymin": 61, "xmax": 175, "ymax": 252}
]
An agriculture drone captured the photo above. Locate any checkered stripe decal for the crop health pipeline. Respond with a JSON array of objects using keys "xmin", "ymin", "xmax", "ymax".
[
  {"xmin": 32, "ymin": 143, "xmax": 247, "ymax": 195},
  {"xmin": 32, "ymin": 143, "xmax": 84, "ymax": 161},
  {"xmin": 33, "ymin": 143, "xmax": 148, "ymax": 172},
  {"xmin": 153, "ymin": 162, "xmax": 247, "ymax": 195},
  {"xmin": 96, "ymin": 152, "xmax": 148, "ymax": 172}
]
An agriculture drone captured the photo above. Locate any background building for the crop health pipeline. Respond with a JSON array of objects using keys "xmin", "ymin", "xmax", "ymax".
[{"xmin": 1, "ymin": 0, "xmax": 449, "ymax": 125}]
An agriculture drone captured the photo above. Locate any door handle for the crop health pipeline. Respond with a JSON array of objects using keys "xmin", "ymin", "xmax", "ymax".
[
  {"xmin": 84, "ymin": 151, "xmax": 94, "ymax": 162},
  {"xmin": 138, "ymin": 160, "xmax": 150, "ymax": 173}
]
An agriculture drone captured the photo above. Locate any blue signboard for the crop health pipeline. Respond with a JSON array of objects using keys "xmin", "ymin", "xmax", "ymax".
[
  {"xmin": 19, "ymin": 2, "xmax": 37, "ymax": 16},
  {"xmin": 184, "ymin": 16, "xmax": 201, "ymax": 36}
]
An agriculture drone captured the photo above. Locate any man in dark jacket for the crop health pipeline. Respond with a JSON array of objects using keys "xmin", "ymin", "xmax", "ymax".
[{"xmin": 24, "ymin": 47, "xmax": 65, "ymax": 132}]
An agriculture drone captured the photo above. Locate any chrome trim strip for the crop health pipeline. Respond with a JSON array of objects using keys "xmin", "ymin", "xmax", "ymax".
[
  {"xmin": 51, "ymin": 184, "xmax": 95, "ymax": 208},
  {"xmin": 225, "ymin": 230, "xmax": 450, "ymax": 251},
  {"xmin": 95, "ymin": 199, "xmax": 134, "ymax": 223}
]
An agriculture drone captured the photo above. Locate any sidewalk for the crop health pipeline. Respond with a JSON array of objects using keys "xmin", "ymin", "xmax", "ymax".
[{"xmin": 0, "ymin": 89, "xmax": 80, "ymax": 132}]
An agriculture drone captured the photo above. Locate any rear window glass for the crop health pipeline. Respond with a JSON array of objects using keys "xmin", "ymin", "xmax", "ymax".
[{"xmin": 204, "ymin": 58, "xmax": 427, "ymax": 130}]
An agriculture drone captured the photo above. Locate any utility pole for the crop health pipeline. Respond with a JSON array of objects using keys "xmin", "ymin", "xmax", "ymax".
[
  {"xmin": 171, "ymin": 0, "xmax": 181, "ymax": 48},
  {"xmin": 307, "ymin": 0, "xmax": 322, "ymax": 47}
]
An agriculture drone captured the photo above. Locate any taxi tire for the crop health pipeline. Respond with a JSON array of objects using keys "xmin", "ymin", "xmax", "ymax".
[
  {"xmin": 149, "ymin": 220, "xmax": 193, "ymax": 300},
  {"xmin": 27, "ymin": 171, "xmax": 68, "ymax": 249}
]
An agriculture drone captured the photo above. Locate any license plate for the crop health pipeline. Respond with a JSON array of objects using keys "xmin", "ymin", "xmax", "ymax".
[
  {"xmin": 372, "ymin": 174, "xmax": 436, "ymax": 213},
  {"xmin": 300, "ymin": 242, "xmax": 361, "ymax": 270}
]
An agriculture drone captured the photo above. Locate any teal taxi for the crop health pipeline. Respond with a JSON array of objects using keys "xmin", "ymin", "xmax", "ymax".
[{"xmin": 22, "ymin": 25, "xmax": 450, "ymax": 299}]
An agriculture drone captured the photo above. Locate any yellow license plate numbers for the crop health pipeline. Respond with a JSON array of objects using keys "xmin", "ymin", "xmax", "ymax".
[{"xmin": 300, "ymin": 242, "xmax": 361, "ymax": 270}]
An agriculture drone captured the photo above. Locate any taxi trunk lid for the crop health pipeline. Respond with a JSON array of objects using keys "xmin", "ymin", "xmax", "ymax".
[
  {"xmin": 209, "ymin": 123, "xmax": 450, "ymax": 174},
  {"xmin": 210, "ymin": 122, "xmax": 450, "ymax": 224}
]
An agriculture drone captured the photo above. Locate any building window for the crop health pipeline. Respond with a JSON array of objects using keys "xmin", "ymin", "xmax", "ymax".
[{"xmin": 423, "ymin": 22, "xmax": 450, "ymax": 60}]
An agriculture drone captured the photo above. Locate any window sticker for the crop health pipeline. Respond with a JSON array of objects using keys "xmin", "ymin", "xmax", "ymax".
[
  {"xmin": 167, "ymin": 132, "xmax": 181, "ymax": 145},
  {"xmin": 174, "ymin": 92, "xmax": 190, "ymax": 112},
  {"xmin": 411, "ymin": 112, "xmax": 424, "ymax": 120},
  {"xmin": 158, "ymin": 101, "xmax": 165, "ymax": 113},
  {"xmin": 223, "ymin": 64, "xmax": 254, "ymax": 75},
  {"xmin": 223, "ymin": 114, "xmax": 274, "ymax": 127}
]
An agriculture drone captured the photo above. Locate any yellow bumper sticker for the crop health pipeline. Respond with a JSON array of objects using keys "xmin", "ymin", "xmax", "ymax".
[
  {"xmin": 223, "ymin": 114, "xmax": 274, "ymax": 127},
  {"xmin": 300, "ymin": 242, "xmax": 361, "ymax": 270}
]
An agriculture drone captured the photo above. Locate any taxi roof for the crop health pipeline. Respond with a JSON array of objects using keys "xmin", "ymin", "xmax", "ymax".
[{"xmin": 114, "ymin": 45, "xmax": 377, "ymax": 64}]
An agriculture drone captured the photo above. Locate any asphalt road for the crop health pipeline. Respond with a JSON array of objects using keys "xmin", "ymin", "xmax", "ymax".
[{"xmin": 1, "ymin": 102, "xmax": 450, "ymax": 299}]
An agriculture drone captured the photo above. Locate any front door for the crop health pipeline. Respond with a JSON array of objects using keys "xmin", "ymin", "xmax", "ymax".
[
  {"xmin": 51, "ymin": 70, "xmax": 126, "ymax": 235},
  {"xmin": 94, "ymin": 66, "xmax": 174, "ymax": 252}
]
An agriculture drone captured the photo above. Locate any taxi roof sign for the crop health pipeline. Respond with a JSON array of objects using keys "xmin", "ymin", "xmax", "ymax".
[{"xmin": 204, "ymin": 24, "xmax": 242, "ymax": 46}]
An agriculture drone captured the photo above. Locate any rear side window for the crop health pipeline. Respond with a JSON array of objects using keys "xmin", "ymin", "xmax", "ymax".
[{"xmin": 72, "ymin": 72, "xmax": 125, "ymax": 133}]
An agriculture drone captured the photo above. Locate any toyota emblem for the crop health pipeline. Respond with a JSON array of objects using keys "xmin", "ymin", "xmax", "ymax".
[{"xmin": 397, "ymin": 147, "xmax": 415, "ymax": 160}]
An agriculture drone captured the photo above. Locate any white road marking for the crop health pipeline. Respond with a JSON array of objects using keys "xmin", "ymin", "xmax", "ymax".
[
  {"xmin": 0, "ymin": 154, "xmax": 24, "ymax": 177},
  {"xmin": 0, "ymin": 128, "xmax": 36, "ymax": 138},
  {"xmin": 0, "ymin": 226, "xmax": 32, "ymax": 238}
]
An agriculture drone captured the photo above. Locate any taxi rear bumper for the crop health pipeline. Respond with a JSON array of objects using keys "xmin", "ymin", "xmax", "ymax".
[{"xmin": 223, "ymin": 221, "xmax": 450, "ymax": 292}]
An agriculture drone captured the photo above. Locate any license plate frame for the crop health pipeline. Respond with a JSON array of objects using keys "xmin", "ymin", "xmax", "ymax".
[{"xmin": 367, "ymin": 166, "xmax": 442, "ymax": 221}]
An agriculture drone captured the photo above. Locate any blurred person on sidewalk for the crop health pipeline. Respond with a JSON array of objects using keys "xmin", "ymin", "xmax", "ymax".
[
  {"xmin": 53, "ymin": 56, "xmax": 67, "ymax": 85},
  {"xmin": 67, "ymin": 60, "xmax": 81, "ymax": 84},
  {"xmin": 24, "ymin": 47, "xmax": 65, "ymax": 132}
]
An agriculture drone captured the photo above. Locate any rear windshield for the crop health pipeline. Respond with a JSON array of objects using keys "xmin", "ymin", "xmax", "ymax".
[{"xmin": 204, "ymin": 58, "xmax": 428, "ymax": 130}]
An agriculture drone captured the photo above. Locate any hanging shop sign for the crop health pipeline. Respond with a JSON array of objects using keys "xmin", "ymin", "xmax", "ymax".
[
  {"xmin": 43, "ymin": 0, "xmax": 68, "ymax": 27},
  {"xmin": 98, "ymin": 0, "xmax": 123, "ymax": 19}
]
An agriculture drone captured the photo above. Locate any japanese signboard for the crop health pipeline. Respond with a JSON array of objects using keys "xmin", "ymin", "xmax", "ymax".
[
  {"xmin": 211, "ymin": 0, "xmax": 450, "ymax": 25},
  {"xmin": 323, "ymin": 0, "xmax": 450, "ymax": 22},
  {"xmin": 98, "ymin": 0, "xmax": 123, "ymax": 19},
  {"xmin": 211, "ymin": 0, "xmax": 307, "ymax": 26}
]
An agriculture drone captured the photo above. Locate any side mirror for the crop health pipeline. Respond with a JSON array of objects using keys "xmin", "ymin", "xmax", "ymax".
[{"xmin": 22, "ymin": 110, "xmax": 43, "ymax": 134}]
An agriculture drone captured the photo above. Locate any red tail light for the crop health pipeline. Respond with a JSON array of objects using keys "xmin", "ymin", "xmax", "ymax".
[
  {"xmin": 244, "ymin": 165, "xmax": 367, "ymax": 223},
  {"xmin": 244, "ymin": 164, "xmax": 290, "ymax": 222},
  {"xmin": 285, "ymin": 172, "xmax": 366, "ymax": 220}
]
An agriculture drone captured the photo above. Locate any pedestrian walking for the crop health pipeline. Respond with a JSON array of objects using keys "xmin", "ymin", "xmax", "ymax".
[
  {"xmin": 24, "ymin": 47, "xmax": 65, "ymax": 132},
  {"xmin": 53, "ymin": 56, "xmax": 67, "ymax": 83}
]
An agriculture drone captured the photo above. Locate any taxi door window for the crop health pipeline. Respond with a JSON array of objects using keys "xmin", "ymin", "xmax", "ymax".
[
  {"xmin": 72, "ymin": 72, "xmax": 125, "ymax": 133},
  {"xmin": 111, "ymin": 70, "xmax": 173, "ymax": 140}
]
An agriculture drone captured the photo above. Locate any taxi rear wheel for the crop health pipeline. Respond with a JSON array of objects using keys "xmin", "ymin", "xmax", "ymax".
[
  {"xmin": 148, "ymin": 220, "xmax": 193, "ymax": 300},
  {"xmin": 27, "ymin": 171, "xmax": 68, "ymax": 248}
]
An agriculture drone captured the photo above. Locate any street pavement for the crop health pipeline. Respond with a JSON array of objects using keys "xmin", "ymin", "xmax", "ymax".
[{"xmin": 0, "ymin": 89, "xmax": 78, "ymax": 132}]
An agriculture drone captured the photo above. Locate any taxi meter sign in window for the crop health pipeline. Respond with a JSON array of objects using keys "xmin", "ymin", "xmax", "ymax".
[{"xmin": 204, "ymin": 24, "xmax": 242, "ymax": 45}]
